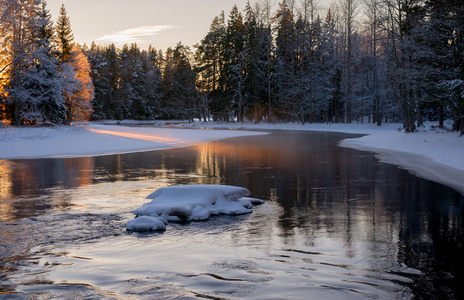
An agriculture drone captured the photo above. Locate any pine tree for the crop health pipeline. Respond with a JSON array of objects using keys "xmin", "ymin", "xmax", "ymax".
[
  {"xmin": 85, "ymin": 42, "xmax": 106, "ymax": 119},
  {"xmin": 54, "ymin": 5, "xmax": 94, "ymax": 124},
  {"xmin": 116, "ymin": 44, "xmax": 135, "ymax": 119},
  {"xmin": 55, "ymin": 3, "xmax": 74, "ymax": 62},
  {"xmin": 84, "ymin": 43, "xmax": 121, "ymax": 120},
  {"xmin": 321, "ymin": 6, "xmax": 344, "ymax": 123},
  {"xmin": 163, "ymin": 43, "xmax": 197, "ymax": 121},
  {"xmin": 194, "ymin": 12, "xmax": 226, "ymax": 121},
  {"xmin": 126, "ymin": 43, "xmax": 147, "ymax": 119},
  {"xmin": 225, "ymin": 5, "xmax": 246, "ymax": 122},
  {"xmin": 381, "ymin": 0, "xmax": 424, "ymax": 131},
  {"xmin": 296, "ymin": 0, "xmax": 321, "ymax": 123},
  {"xmin": 243, "ymin": 2, "xmax": 261, "ymax": 121},
  {"xmin": 27, "ymin": 0, "xmax": 65, "ymax": 123},
  {"xmin": 243, "ymin": 1, "xmax": 276, "ymax": 123},
  {"xmin": 141, "ymin": 46, "xmax": 163, "ymax": 119},
  {"xmin": 105, "ymin": 43, "xmax": 122, "ymax": 119},
  {"xmin": 274, "ymin": 0, "xmax": 298, "ymax": 121},
  {"xmin": 419, "ymin": 0, "xmax": 464, "ymax": 132},
  {"xmin": 256, "ymin": 0, "xmax": 277, "ymax": 122}
]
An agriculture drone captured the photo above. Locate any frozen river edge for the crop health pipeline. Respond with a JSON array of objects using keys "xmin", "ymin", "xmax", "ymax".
[{"xmin": 1, "ymin": 120, "xmax": 463, "ymax": 195}]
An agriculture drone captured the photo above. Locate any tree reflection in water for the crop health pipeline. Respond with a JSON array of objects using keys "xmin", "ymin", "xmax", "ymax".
[{"xmin": 0, "ymin": 131, "xmax": 462, "ymax": 298}]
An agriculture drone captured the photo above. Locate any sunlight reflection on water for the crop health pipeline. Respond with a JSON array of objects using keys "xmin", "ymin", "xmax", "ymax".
[
  {"xmin": 18, "ymin": 201, "xmax": 414, "ymax": 299},
  {"xmin": 0, "ymin": 130, "xmax": 463, "ymax": 299}
]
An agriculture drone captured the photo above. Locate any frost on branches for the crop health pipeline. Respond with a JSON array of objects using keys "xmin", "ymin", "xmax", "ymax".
[{"xmin": 0, "ymin": 1, "xmax": 93, "ymax": 126}]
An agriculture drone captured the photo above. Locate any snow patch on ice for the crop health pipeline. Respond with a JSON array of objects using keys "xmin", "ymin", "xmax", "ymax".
[{"xmin": 127, "ymin": 185, "xmax": 264, "ymax": 232}]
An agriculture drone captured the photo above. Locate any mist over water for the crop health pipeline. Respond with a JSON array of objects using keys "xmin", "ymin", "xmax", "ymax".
[{"xmin": 1, "ymin": 131, "xmax": 463, "ymax": 299}]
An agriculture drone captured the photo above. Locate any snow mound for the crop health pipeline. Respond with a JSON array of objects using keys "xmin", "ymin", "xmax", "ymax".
[
  {"xmin": 126, "ymin": 216, "xmax": 167, "ymax": 232},
  {"xmin": 126, "ymin": 185, "xmax": 265, "ymax": 232}
]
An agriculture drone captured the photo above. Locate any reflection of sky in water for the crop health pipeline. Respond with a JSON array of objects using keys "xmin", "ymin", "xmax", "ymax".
[{"xmin": 0, "ymin": 131, "xmax": 463, "ymax": 299}]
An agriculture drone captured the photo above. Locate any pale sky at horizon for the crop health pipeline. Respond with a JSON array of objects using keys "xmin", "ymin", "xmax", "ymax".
[{"xmin": 47, "ymin": 0, "xmax": 334, "ymax": 51}]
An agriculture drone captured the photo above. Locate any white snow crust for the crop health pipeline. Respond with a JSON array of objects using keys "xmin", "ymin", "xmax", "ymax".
[{"xmin": 127, "ymin": 185, "xmax": 265, "ymax": 232}]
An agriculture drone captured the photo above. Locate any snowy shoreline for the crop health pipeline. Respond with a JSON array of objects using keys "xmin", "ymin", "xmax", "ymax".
[
  {"xmin": 0, "ymin": 123, "xmax": 268, "ymax": 159},
  {"xmin": 1, "ymin": 120, "xmax": 463, "ymax": 194},
  {"xmin": 171, "ymin": 120, "xmax": 464, "ymax": 195}
]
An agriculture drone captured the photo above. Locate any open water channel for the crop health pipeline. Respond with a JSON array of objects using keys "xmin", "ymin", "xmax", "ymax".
[{"xmin": 0, "ymin": 130, "xmax": 463, "ymax": 299}]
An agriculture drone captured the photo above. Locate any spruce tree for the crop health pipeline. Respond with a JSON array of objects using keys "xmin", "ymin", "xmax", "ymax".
[
  {"xmin": 163, "ymin": 43, "xmax": 196, "ymax": 120},
  {"xmin": 243, "ymin": 2, "xmax": 260, "ymax": 121},
  {"xmin": 141, "ymin": 46, "xmax": 163, "ymax": 119},
  {"xmin": 274, "ymin": 0, "xmax": 298, "ymax": 121},
  {"xmin": 56, "ymin": 3, "xmax": 74, "ymax": 62},
  {"xmin": 225, "ymin": 5, "xmax": 246, "ymax": 122},
  {"xmin": 420, "ymin": 0, "xmax": 464, "ymax": 132},
  {"xmin": 194, "ymin": 12, "xmax": 226, "ymax": 121},
  {"xmin": 55, "ymin": 5, "xmax": 95, "ymax": 124},
  {"xmin": 28, "ymin": 1, "xmax": 65, "ymax": 123}
]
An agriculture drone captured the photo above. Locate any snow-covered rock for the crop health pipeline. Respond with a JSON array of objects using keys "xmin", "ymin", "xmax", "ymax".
[
  {"xmin": 126, "ymin": 185, "xmax": 264, "ymax": 232},
  {"xmin": 126, "ymin": 216, "xmax": 167, "ymax": 232}
]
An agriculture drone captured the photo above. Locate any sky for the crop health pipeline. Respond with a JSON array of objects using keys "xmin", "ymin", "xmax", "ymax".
[{"xmin": 47, "ymin": 0, "xmax": 333, "ymax": 51}]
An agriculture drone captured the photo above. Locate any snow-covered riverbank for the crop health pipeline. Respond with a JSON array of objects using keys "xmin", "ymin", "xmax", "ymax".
[
  {"xmin": 0, "ymin": 123, "xmax": 267, "ymax": 159},
  {"xmin": 172, "ymin": 120, "xmax": 463, "ymax": 167},
  {"xmin": 173, "ymin": 120, "xmax": 464, "ymax": 194},
  {"xmin": 1, "ymin": 120, "xmax": 463, "ymax": 193}
]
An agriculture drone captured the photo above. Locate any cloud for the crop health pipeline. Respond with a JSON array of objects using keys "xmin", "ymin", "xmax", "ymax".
[{"xmin": 95, "ymin": 25, "xmax": 175, "ymax": 45}]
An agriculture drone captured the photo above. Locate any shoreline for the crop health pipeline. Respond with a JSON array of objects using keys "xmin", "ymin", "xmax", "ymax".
[
  {"xmin": 1, "ymin": 120, "xmax": 463, "ymax": 194},
  {"xmin": 177, "ymin": 120, "xmax": 464, "ymax": 195}
]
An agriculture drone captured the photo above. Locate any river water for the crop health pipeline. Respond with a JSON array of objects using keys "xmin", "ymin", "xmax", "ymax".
[{"xmin": 0, "ymin": 130, "xmax": 463, "ymax": 299}]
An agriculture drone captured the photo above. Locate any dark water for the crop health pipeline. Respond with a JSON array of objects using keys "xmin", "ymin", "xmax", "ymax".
[{"xmin": 0, "ymin": 130, "xmax": 463, "ymax": 299}]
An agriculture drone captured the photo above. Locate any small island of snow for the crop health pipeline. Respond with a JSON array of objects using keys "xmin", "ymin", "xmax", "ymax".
[{"xmin": 126, "ymin": 185, "xmax": 265, "ymax": 232}]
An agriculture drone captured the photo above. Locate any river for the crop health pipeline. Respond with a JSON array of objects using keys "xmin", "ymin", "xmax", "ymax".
[{"xmin": 0, "ymin": 130, "xmax": 463, "ymax": 299}]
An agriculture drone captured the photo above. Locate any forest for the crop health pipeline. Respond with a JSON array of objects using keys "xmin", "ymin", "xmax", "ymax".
[{"xmin": 1, "ymin": 0, "xmax": 463, "ymax": 133}]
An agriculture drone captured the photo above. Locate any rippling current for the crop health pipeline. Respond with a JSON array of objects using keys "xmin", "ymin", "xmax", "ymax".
[{"xmin": 0, "ymin": 130, "xmax": 463, "ymax": 299}]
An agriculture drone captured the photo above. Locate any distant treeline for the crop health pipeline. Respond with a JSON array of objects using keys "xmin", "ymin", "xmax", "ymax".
[
  {"xmin": 1, "ymin": 0, "xmax": 464, "ymax": 133},
  {"xmin": 86, "ymin": 0, "xmax": 464, "ymax": 132}
]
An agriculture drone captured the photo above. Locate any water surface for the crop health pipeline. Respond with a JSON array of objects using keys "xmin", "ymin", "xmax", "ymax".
[{"xmin": 0, "ymin": 130, "xmax": 462, "ymax": 299}]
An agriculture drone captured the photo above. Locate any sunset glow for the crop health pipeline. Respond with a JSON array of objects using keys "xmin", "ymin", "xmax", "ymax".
[{"xmin": 87, "ymin": 128, "xmax": 182, "ymax": 144}]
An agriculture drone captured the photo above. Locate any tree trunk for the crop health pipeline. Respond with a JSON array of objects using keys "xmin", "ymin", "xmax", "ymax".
[{"xmin": 438, "ymin": 104, "xmax": 444, "ymax": 128}]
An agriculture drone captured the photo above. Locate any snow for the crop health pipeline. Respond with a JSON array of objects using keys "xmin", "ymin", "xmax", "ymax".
[
  {"xmin": 340, "ymin": 125, "xmax": 464, "ymax": 171},
  {"xmin": 0, "ymin": 123, "xmax": 268, "ymax": 159},
  {"xmin": 339, "ymin": 124, "xmax": 464, "ymax": 194},
  {"xmin": 127, "ymin": 185, "xmax": 265, "ymax": 231},
  {"xmin": 126, "ymin": 216, "xmax": 167, "ymax": 232},
  {"xmin": 170, "ymin": 120, "xmax": 464, "ymax": 194},
  {"xmin": 166, "ymin": 119, "xmax": 403, "ymax": 134}
]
